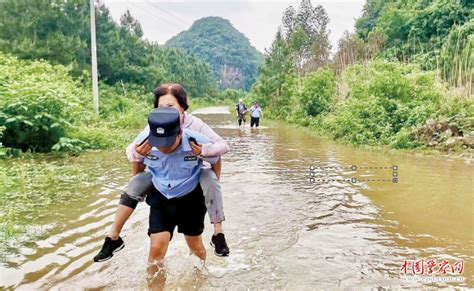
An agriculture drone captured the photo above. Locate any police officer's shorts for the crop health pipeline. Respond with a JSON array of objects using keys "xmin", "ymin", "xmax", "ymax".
[{"xmin": 146, "ymin": 184, "xmax": 207, "ymax": 239}]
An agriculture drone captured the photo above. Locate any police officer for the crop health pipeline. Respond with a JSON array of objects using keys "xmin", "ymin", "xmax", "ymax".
[{"xmin": 142, "ymin": 107, "xmax": 219, "ymax": 273}]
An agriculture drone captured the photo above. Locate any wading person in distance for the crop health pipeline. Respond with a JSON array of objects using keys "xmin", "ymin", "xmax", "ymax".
[
  {"xmin": 236, "ymin": 98, "xmax": 247, "ymax": 127},
  {"xmin": 93, "ymin": 84, "xmax": 230, "ymax": 263},
  {"xmin": 250, "ymin": 101, "xmax": 263, "ymax": 128}
]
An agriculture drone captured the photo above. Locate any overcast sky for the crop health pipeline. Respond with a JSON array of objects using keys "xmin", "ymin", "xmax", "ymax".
[{"xmin": 101, "ymin": 0, "xmax": 366, "ymax": 54}]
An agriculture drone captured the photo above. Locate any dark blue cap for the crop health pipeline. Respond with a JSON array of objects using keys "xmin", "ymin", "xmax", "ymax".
[{"xmin": 148, "ymin": 107, "xmax": 180, "ymax": 147}]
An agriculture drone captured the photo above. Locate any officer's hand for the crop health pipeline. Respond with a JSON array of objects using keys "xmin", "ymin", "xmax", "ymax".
[
  {"xmin": 189, "ymin": 141, "xmax": 202, "ymax": 156},
  {"xmin": 136, "ymin": 140, "xmax": 151, "ymax": 156}
]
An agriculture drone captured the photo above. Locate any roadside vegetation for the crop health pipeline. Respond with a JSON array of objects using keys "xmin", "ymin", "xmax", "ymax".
[{"xmin": 250, "ymin": 0, "xmax": 473, "ymax": 152}]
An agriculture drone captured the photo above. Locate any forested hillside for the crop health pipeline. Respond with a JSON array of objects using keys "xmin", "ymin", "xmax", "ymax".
[
  {"xmin": 166, "ymin": 17, "xmax": 264, "ymax": 90},
  {"xmin": 0, "ymin": 0, "xmax": 217, "ymax": 96},
  {"xmin": 350, "ymin": 0, "xmax": 472, "ymax": 90},
  {"xmin": 251, "ymin": 0, "xmax": 473, "ymax": 151},
  {"xmin": 0, "ymin": 0, "xmax": 221, "ymax": 154}
]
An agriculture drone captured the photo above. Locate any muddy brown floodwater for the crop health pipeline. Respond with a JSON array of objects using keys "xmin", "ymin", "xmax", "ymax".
[{"xmin": 1, "ymin": 106, "xmax": 473, "ymax": 290}]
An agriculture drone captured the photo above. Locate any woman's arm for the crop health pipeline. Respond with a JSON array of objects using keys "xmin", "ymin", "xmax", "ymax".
[
  {"xmin": 125, "ymin": 126, "xmax": 150, "ymax": 162},
  {"xmin": 132, "ymin": 161, "xmax": 146, "ymax": 175},
  {"xmin": 210, "ymin": 158, "xmax": 222, "ymax": 181},
  {"xmin": 187, "ymin": 115, "xmax": 230, "ymax": 157}
]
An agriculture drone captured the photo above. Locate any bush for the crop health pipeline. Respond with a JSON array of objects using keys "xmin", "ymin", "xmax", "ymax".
[
  {"xmin": 390, "ymin": 127, "xmax": 420, "ymax": 149},
  {"xmin": 273, "ymin": 73, "xmax": 298, "ymax": 118},
  {"xmin": 320, "ymin": 61, "xmax": 446, "ymax": 146},
  {"xmin": 0, "ymin": 54, "xmax": 153, "ymax": 154},
  {"xmin": 0, "ymin": 53, "xmax": 86, "ymax": 152},
  {"xmin": 97, "ymin": 83, "xmax": 151, "ymax": 129},
  {"xmin": 299, "ymin": 68, "xmax": 336, "ymax": 116},
  {"xmin": 52, "ymin": 137, "xmax": 91, "ymax": 155},
  {"xmin": 217, "ymin": 88, "xmax": 245, "ymax": 101},
  {"xmin": 439, "ymin": 20, "xmax": 473, "ymax": 93}
]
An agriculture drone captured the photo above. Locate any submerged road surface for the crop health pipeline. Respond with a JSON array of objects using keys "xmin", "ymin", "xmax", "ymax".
[{"xmin": 1, "ymin": 106, "xmax": 473, "ymax": 289}]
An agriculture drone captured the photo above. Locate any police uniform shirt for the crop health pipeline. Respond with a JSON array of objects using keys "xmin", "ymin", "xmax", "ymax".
[{"xmin": 133, "ymin": 128, "xmax": 219, "ymax": 199}]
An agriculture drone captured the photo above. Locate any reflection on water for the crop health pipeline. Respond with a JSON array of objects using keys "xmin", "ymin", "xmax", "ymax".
[{"xmin": 1, "ymin": 107, "xmax": 473, "ymax": 289}]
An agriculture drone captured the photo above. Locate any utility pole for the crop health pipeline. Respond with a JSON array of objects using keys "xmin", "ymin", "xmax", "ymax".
[{"xmin": 90, "ymin": 0, "xmax": 99, "ymax": 114}]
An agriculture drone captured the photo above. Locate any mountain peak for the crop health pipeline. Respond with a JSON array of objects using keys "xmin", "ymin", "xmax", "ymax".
[{"xmin": 166, "ymin": 17, "xmax": 263, "ymax": 90}]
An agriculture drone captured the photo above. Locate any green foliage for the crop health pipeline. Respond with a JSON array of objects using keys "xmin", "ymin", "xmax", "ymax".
[
  {"xmin": 251, "ymin": 29, "xmax": 294, "ymax": 109},
  {"xmin": 0, "ymin": 53, "xmax": 150, "ymax": 154},
  {"xmin": 0, "ymin": 1, "xmax": 223, "ymax": 154},
  {"xmin": 251, "ymin": 0, "xmax": 332, "ymax": 116},
  {"xmin": 251, "ymin": 0, "xmax": 472, "ymax": 152},
  {"xmin": 0, "ymin": 0, "xmax": 218, "ymax": 97},
  {"xmin": 96, "ymin": 83, "xmax": 150, "ymax": 126},
  {"xmin": 282, "ymin": 0, "xmax": 331, "ymax": 72},
  {"xmin": 52, "ymin": 137, "xmax": 91, "ymax": 155},
  {"xmin": 154, "ymin": 48, "xmax": 218, "ymax": 98},
  {"xmin": 0, "ymin": 0, "xmax": 91, "ymax": 75},
  {"xmin": 276, "ymin": 73, "xmax": 299, "ymax": 118},
  {"xmin": 120, "ymin": 9, "xmax": 143, "ymax": 38},
  {"xmin": 217, "ymin": 89, "xmax": 245, "ymax": 101},
  {"xmin": 67, "ymin": 126, "xmax": 136, "ymax": 150},
  {"xmin": 0, "ymin": 53, "xmax": 85, "ymax": 152},
  {"xmin": 300, "ymin": 68, "xmax": 336, "ymax": 116},
  {"xmin": 166, "ymin": 17, "xmax": 264, "ymax": 90},
  {"xmin": 354, "ymin": 0, "xmax": 473, "ymax": 93},
  {"xmin": 439, "ymin": 19, "xmax": 473, "ymax": 90},
  {"xmin": 390, "ymin": 127, "xmax": 421, "ymax": 149},
  {"xmin": 321, "ymin": 61, "xmax": 445, "ymax": 146},
  {"xmin": 355, "ymin": 0, "xmax": 391, "ymax": 39}
]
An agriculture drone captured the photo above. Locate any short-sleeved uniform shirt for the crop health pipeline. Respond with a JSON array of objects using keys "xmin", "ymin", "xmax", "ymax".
[
  {"xmin": 133, "ymin": 128, "xmax": 219, "ymax": 237},
  {"xmin": 133, "ymin": 128, "xmax": 219, "ymax": 199}
]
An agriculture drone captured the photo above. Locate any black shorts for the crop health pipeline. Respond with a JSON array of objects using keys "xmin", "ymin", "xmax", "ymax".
[
  {"xmin": 250, "ymin": 117, "xmax": 260, "ymax": 127},
  {"xmin": 146, "ymin": 184, "xmax": 207, "ymax": 239}
]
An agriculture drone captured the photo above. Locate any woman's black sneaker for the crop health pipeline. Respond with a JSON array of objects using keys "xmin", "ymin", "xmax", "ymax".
[
  {"xmin": 93, "ymin": 236, "xmax": 125, "ymax": 262},
  {"xmin": 210, "ymin": 233, "xmax": 230, "ymax": 257}
]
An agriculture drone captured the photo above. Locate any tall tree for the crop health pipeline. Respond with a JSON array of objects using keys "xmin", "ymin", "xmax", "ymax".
[
  {"xmin": 120, "ymin": 9, "xmax": 143, "ymax": 38},
  {"xmin": 0, "ymin": 0, "xmax": 218, "ymax": 96},
  {"xmin": 252, "ymin": 29, "xmax": 293, "ymax": 108},
  {"xmin": 287, "ymin": 0, "xmax": 331, "ymax": 74},
  {"xmin": 282, "ymin": 6, "xmax": 297, "ymax": 39}
]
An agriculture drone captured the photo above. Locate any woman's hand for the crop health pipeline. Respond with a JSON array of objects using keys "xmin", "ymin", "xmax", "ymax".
[
  {"xmin": 189, "ymin": 141, "xmax": 202, "ymax": 156},
  {"xmin": 135, "ymin": 139, "xmax": 152, "ymax": 156}
]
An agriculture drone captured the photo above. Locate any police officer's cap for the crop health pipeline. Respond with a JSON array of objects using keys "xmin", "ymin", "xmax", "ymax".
[{"xmin": 148, "ymin": 107, "xmax": 180, "ymax": 148}]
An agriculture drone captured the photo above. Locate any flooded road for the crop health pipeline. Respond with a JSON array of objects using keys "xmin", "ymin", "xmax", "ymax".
[{"xmin": 1, "ymin": 106, "xmax": 473, "ymax": 289}]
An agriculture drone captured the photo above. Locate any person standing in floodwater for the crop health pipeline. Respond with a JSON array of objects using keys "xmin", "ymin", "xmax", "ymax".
[
  {"xmin": 250, "ymin": 101, "xmax": 263, "ymax": 128},
  {"xmin": 93, "ymin": 84, "xmax": 230, "ymax": 263},
  {"xmin": 236, "ymin": 98, "xmax": 247, "ymax": 127},
  {"xmin": 141, "ymin": 107, "xmax": 219, "ymax": 284}
]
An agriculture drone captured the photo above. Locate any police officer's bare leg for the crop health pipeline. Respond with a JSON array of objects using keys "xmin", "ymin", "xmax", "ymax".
[
  {"xmin": 185, "ymin": 235, "xmax": 206, "ymax": 261},
  {"xmin": 148, "ymin": 232, "xmax": 171, "ymax": 275}
]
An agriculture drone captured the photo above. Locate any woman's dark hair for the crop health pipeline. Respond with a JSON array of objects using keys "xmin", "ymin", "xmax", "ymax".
[{"xmin": 153, "ymin": 83, "xmax": 189, "ymax": 111}]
